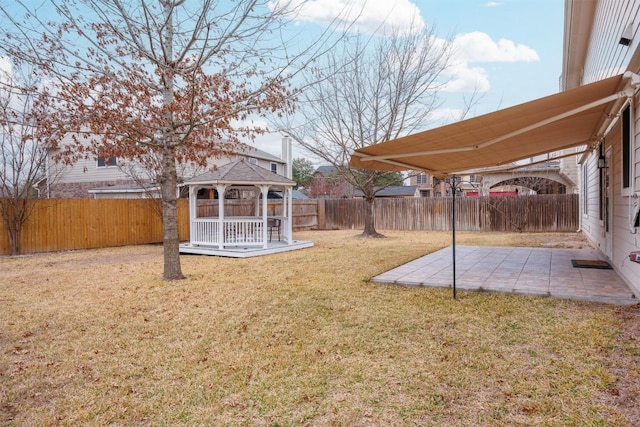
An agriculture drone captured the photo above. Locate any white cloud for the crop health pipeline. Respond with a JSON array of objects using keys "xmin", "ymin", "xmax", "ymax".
[
  {"xmin": 442, "ymin": 62, "xmax": 490, "ymax": 93},
  {"xmin": 270, "ymin": 0, "xmax": 425, "ymax": 35},
  {"xmin": 453, "ymin": 31, "xmax": 539, "ymax": 63},
  {"xmin": 484, "ymin": 2, "xmax": 503, "ymax": 7},
  {"xmin": 427, "ymin": 107, "xmax": 465, "ymax": 125},
  {"xmin": 440, "ymin": 31, "xmax": 539, "ymax": 93}
]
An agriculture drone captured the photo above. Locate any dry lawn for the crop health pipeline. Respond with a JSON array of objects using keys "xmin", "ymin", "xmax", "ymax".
[{"xmin": 1, "ymin": 230, "xmax": 639, "ymax": 426}]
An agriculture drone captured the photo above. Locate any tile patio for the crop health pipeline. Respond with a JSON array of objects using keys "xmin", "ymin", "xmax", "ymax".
[{"xmin": 372, "ymin": 245, "xmax": 638, "ymax": 305}]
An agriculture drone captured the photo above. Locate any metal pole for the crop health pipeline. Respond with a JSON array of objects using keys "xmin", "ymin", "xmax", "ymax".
[{"xmin": 452, "ymin": 176, "xmax": 457, "ymax": 299}]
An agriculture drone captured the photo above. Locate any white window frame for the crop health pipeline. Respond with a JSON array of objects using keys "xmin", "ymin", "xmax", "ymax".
[
  {"xmin": 622, "ymin": 103, "xmax": 633, "ymax": 197},
  {"xmin": 582, "ymin": 163, "xmax": 588, "ymax": 217}
]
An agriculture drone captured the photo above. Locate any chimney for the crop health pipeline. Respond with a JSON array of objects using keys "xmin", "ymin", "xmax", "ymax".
[{"xmin": 282, "ymin": 135, "xmax": 292, "ymax": 179}]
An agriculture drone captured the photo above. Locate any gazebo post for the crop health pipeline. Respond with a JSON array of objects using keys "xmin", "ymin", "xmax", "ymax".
[
  {"xmin": 253, "ymin": 188, "xmax": 260, "ymax": 217},
  {"xmin": 260, "ymin": 185, "xmax": 269, "ymax": 248},
  {"xmin": 286, "ymin": 187, "xmax": 293, "ymax": 244},
  {"xmin": 188, "ymin": 186, "xmax": 197, "ymax": 243},
  {"xmin": 216, "ymin": 184, "xmax": 226, "ymax": 249}
]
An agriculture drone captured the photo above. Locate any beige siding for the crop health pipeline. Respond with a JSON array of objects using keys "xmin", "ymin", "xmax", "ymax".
[
  {"xmin": 583, "ymin": 0, "xmax": 640, "ymax": 84},
  {"xmin": 581, "ymin": 152, "xmax": 604, "ymax": 245},
  {"xmin": 52, "ymin": 157, "xmax": 130, "ymax": 184},
  {"xmin": 612, "ymin": 97, "xmax": 640, "ymax": 291},
  {"xmin": 569, "ymin": 0, "xmax": 640, "ymax": 295}
]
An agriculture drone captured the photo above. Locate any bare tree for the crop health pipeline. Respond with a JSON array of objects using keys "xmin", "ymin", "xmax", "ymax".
[
  {"xmin": 1, "ymin": 0, "xmax": 352, "ymax": 279},
  {"xmin": 278, "ymin": 23, "xmax": 453, "ymax": 237},
  {"xmin": 0, "ymin": 60, "xmax": 56, "ymax": 254}
]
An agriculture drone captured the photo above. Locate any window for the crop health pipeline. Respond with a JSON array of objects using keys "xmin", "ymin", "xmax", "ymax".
[
  {"xmin": 433, "ymin": 177, "xmax": 441, "ymax": 186},
  {"xmin": 97, "ymin": 157, "xmax": 117, "ymax": 168},
  {"xmin": 248, "ymin": 157, "xmax": 258, "ymax": 165},
  {"xmin": 270, "ymin": 162, "xmax": 278, "ymax": 174},
  {"xmin": 469, "ymin": 175, "xmax": 476, "ymax": 183},
  {"xmin": 416, "ymin": 173, "xmax": 427, "ymax": 184},
  {"xmin": 622, "ymin": 105, "xmax": 631, "ymax": 192}
]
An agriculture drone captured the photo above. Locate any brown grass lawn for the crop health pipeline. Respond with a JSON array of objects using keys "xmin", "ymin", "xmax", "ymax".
[{"xmin": 1, "ymin": 230, "xmax": 639, "ymax": 426}]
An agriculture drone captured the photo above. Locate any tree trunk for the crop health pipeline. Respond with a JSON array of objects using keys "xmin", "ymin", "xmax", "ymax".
[
  {"xmin": 1, "ymin": 200, "xmax": 24, "ymax": 255},
  {"xmin": 359, "ymin": 196, "xmax": 385, "ymax": 238},
  {"xmin": 8, "ymin": 219, "xmax": 21, "ymax": 255},
  {"xmin": 160, "ymin": 146, "xmax": 185, "ymax": 280}
]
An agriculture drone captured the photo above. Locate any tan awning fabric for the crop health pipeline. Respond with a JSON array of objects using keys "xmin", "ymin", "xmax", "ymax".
[{"xmin": 350, "ymin": 73, "xmax": 637, "ymax": 176}]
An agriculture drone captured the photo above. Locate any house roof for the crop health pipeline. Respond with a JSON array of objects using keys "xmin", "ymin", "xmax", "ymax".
[
  {"xmin": 314, "ymin": 165, "xmax": 336, "ymax": 176},
  {"xmin": 350, "ymin": 73, "xmax": 639, "ymax": 176},
  {"xmin": 292, "ymin": 190, "xmax": 309, "ymax": 199},
  {"xmin": 183, "ymin": 160, "xmax": 295, "ymax": 187},
  {"xmin": 236, "ymin": 145, "xmax": 283, "ymax": 163}
]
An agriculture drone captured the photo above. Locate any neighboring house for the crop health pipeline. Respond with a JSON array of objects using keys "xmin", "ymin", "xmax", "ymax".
[
  {"xmin": 39, "ymin": 137, "xmax": 292, "ymax": 199},
  {"xmin": 408, "ymin": 171, "xmax": 433, "ymax": 197},
  {"xmin": 475, "ymin": 160, "xmax": 577, "ymax": 196},
  {"xmin": 307, "ymin": 165, "xmax": 354, "ymax": 199},
  {"xmin": 431, "ymin": 174, "xmax": 481, "ymax": 197},
  {"xmin": 413, "ymin": 158, "xmax": 577, "ymax": 197},
  {"xmin": 564, "ymin": 0, "xmax": 640, "ymax": 293}
]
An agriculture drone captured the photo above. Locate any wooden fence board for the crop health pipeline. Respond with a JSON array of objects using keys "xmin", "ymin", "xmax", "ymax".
[{"xmin": 324, "ymin": 195, "xmax": 578, "ymax": 233}]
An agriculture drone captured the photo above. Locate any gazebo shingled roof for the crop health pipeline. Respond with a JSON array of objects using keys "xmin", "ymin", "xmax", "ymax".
[{"xmin": 184, "ymin": 160, "xmax": 294, "ymax": 186}]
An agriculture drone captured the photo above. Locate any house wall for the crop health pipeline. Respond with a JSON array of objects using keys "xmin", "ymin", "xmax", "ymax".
[
  {"xmin": 566, "ymin": 0, "xmax": 640, "ymax": 295},
  {"xmin": 563, "ymin": 0, "xmax": 640, "ymax": 296},
  {"xmin": 581, "ymin": 0, "xmax": 640, "ymax": 86},
  {"xmin": 46, "ymin": 145, "xmax": 286, "ymax": 199}
]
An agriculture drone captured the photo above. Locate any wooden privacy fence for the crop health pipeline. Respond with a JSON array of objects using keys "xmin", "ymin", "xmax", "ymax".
[
  {"xmin": 0, "ymin": 195, "xmax": 578, "ymax": 255},
  {"xmin": 194, "ymin": 199, "xmax": 319, "ymax": 230},
  {"xmin": 0, "ymin": 199, "xmax": 186, "ymax": 255},
  {"xmin": 0, "ymin": 198, "xmax": 319, "ymax": 255},
  {"xmin": 323, "ymin": 194, "xmax": 579, "ymax": 232}
]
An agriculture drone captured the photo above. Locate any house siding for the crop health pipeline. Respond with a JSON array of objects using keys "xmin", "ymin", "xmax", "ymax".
[
  {"xmin": 566, "ymin": 0, "xmax": 640, "ymax": 295},
  {"xmin": 611, "ymin": 104, "xmax": 640, "ymax": 289},
  {"xmin": 582, "ymin": 0, "xmax": 640, "ymax": 85}
]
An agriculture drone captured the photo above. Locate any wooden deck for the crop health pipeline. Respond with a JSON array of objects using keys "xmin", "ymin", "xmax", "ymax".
[{"xmin": 179, "ymin": 239, "xmax": 314, "ymax": 258}]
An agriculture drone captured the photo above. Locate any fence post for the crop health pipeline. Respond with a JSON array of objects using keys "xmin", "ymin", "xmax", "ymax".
[{"xmin": 316, "ymin": 199, "xmax": 326, "ymax": 230}]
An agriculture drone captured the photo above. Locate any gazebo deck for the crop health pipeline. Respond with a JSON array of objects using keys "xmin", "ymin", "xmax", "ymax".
[{"xmin": 179, "ymin": 239, "xmax": 314, "ymax": 258}]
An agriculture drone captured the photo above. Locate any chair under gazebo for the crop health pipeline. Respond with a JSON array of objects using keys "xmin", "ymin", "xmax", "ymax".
[{"xmin": 179, "ymin": 160, "xmax": 313, "ymax": 258}]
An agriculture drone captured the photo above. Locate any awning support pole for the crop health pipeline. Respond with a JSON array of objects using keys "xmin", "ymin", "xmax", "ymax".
[{"xmin": 452, "ymin": 176, "xmax": 457, "ymax": 300}]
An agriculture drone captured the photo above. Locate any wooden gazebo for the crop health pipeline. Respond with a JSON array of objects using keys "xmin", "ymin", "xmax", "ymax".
[{"xmin": 179, "ymin": 160, "xmax": 313, "ymax": 258}]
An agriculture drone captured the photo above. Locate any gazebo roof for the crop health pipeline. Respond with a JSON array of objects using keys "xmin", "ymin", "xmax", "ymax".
[{"xmin": 183, "ymin": 160, "xmax": 295, "ymax": 187}]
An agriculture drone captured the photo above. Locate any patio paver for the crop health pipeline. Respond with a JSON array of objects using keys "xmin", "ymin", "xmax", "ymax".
[{"xmin": 372, "ymin": 245, "xmax": 638, "ymax": 305}]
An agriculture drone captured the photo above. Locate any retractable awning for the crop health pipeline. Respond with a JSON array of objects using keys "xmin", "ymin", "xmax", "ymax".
[{"xmin": 350, "ymin": 72, "xmax": 640, "ymax": 176}]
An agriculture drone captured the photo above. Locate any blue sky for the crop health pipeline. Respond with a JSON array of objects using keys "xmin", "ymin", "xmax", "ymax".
[
  {"xmin": 0, "ymin": 0, "xmax": 566, "ymax": 162},
  {"xmin": 255, "ymin": 0, "xmax": 565, "ymax": 160}
]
